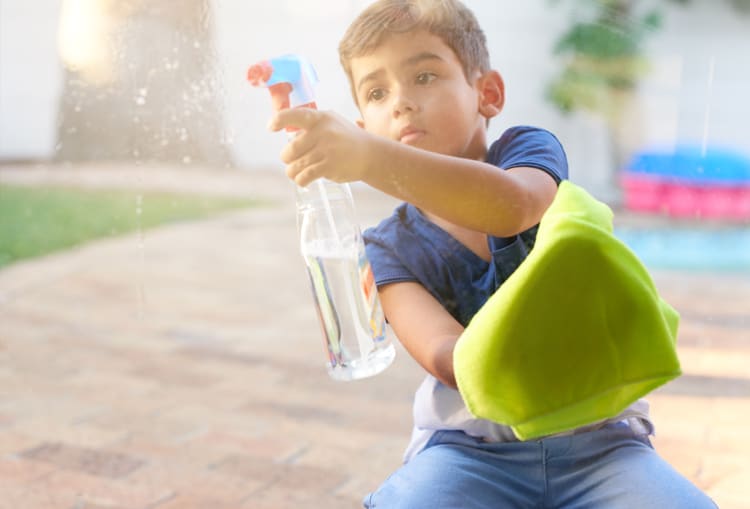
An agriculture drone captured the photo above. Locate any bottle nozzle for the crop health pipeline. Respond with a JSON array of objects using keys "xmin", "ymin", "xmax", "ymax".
[{"xmin": 247, "ymin": 54, "xmax": 318, "ymax": 111}]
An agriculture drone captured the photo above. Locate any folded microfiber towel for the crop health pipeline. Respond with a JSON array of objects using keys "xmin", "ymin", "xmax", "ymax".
[{"xmin": 453, "ymin": 180, "xmax": 681, "ymax": 440}]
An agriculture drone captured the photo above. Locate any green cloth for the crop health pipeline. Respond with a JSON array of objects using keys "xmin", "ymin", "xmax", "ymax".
[{"xmin": 454, "ymin": 181, "xmax": 681, "ymax": 440}]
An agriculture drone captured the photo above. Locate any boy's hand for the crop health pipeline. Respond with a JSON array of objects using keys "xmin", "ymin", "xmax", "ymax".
[{"xmin": 268, "ymin": 108, "xmax": 373, "ymax": 187}]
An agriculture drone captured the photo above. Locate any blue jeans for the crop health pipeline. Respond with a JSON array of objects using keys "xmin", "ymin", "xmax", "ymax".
[{"xmin": 364, "ymin": 423, "xmax": 716, "ymax": 508}]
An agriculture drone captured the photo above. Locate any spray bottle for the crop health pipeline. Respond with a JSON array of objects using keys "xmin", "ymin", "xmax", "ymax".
[{"xmin": 248, "ymin": 54, "xmax": 395, "ymax": 381}]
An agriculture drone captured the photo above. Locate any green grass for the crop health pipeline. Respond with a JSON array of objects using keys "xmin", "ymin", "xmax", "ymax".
[{"xmin": 0, "ymin": 184, "xmax": 261, "ymax": 269}]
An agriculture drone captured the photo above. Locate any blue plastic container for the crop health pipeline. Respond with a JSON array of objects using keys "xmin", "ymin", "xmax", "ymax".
[{"xmin": 626, "ymin": 146, "xmax": 750, "ymax": 185}]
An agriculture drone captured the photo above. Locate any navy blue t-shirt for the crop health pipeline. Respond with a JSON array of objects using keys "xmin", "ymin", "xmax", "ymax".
[{"xmin": 363, "ymin": 126, "xmax": 568, "ymax": 326}]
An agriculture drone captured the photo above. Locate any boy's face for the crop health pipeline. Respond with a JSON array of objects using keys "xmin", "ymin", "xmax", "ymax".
[{"xmin": 350, "ymin": 30, "xmax": 496, "ymax": 160}]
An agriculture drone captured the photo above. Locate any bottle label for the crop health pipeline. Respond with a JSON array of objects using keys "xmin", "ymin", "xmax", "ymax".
[{"xmin": 358, "ymin": 251, "xmax": 385, "ymax": 341}]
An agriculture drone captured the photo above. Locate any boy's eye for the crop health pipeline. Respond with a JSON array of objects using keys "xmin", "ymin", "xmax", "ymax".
[
  {"xmin": 416, "ymin": 72, "xmax": 437, "ymax": 85},
  {"xmin": 367, "ymin": 88, "xmax": 386, "ymax": 102}
]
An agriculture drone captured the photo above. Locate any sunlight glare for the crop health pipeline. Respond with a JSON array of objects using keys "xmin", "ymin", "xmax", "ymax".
[{"xmin": 58, "ymin": 0, "xmax": 115, "ymax": 85}]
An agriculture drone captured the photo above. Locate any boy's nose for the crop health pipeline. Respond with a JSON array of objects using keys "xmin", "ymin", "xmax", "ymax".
[{"xmin": 392, "ymin": 91, "xmax": 419, "ymax": 117}]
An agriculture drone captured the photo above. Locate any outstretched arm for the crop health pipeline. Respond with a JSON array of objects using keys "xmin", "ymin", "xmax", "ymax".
[{"xmin": 269, "ymin": 108, "xmax": 557, "ymax": 238}]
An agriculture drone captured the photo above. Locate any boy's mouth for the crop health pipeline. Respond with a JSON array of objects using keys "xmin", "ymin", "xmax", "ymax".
[{"xmin": 398, "ymin": 126, "xmax": 426, "ymax": 145}]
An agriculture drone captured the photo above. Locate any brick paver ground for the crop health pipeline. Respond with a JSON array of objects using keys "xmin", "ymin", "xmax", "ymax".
[{"xmin": 1, "ymin": 164, "xmax": 748, "ymax": 508}]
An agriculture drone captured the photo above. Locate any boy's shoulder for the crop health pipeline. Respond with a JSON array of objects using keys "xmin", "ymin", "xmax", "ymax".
[
  {"xmin": 364, "ymin": 202, "xmax": 412, "ymax": 242},
  {"xmin": 488, "ymin": 125, "xmax": 568, "ymax": 182},
  {"xmin": 490, "ymin": 125, "xmax": 564, "ymax": 152}
]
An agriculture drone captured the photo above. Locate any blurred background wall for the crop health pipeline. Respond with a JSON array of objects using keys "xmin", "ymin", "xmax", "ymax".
[{"xmin": 0, "ymin": 0, "xmax": 748, "ymax": 200}]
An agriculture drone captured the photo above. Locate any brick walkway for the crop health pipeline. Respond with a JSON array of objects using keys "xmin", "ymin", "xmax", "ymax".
[{"xmin": 0, "ymin": 164, "xmax": 748, "ymax": 508}]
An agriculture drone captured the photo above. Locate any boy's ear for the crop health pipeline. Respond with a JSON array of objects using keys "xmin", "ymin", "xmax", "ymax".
[
  {"xmin": 477, "ymin": 70, "xmax": 505, "ymax": 119},
  {"xmin": 356, "ymin": 119, "xmax": 365, "ymax": 129}
]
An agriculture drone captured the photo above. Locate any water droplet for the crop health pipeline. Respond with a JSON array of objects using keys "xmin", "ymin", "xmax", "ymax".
[
  {"xmin": 134, "ymin": 192, "xmax": 147, "ymax": 320},
  {"xmin": 135, "ymin": 96, "xmax": 146, "ymax": 106}
]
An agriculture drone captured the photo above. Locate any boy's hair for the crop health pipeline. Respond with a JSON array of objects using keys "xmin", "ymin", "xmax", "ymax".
[{"xmin": 339, "ymin": 0, "xmax": 490, "ymax": 103}]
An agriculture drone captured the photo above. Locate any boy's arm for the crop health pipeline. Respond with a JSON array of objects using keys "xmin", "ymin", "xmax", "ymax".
[
  {"xmin": 270, "ymin": 108, "xmax": 557, "ymax": 237},
  {"xmin": 378, "ymin": 281, "xmax": 464, "ymax": 389},
  {"xmin": 367, "ymin": 144, "xmax": 558, "ymax": 237}
]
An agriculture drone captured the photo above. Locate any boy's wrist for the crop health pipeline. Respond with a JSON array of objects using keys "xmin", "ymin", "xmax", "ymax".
[{"xmin": 357, "ymin": 130, "xmax": 389, "ymax": 186}]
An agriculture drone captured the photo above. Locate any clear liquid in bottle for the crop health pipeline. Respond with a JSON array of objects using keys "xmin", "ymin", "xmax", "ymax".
[{"xmin": 298, "ymin": 182, "xmax": 395, "ymax": 381}]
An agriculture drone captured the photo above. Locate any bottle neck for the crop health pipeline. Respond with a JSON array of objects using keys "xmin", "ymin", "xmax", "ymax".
[{"xmin": 295, "ymin": 179, "xmax": 352, "ymax": 206}]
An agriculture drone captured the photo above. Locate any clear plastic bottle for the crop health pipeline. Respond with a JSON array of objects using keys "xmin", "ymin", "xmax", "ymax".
[
  {"xmin": 248, "ymin": 54, "xmax": 394, "ymax": 380},
  {"xmin": 296, "ymin": 179, "xmax": 395, "ymax": 381}
]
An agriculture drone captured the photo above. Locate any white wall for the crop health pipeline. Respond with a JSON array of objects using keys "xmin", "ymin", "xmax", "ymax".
[
  {"xmin": 0, "ymin": 0, "xmax": 63, "ymax": 160},
  {"xmin": 650, "ymin": 1, "xmax": 750, "ymax": 152}
]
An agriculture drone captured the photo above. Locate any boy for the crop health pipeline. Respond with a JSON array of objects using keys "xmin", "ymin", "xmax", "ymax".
[{"xmin": 270, "ymin": 1, "xmax": 715, "ymax": 507}]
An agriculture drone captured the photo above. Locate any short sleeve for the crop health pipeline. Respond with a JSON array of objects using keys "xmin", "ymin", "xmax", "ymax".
[
  {"xmin": 487, "ymin": 126, "xmax": 569, "ymax": 183},
  {"xmin": 363, "ymin": 230, "xmax": 417, "ymax": 287},
  {"xmin": 363, "ymin": 206, "xmax": 420, "ymax": 288}
]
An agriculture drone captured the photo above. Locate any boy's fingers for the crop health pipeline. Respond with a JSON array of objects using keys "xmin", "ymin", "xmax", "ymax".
[
  {"xmin": 291, "ymin": 162, "xmax": 326, "ymax": 188},
  {"xmin": 279, "ymin": 128, "xmax": 316, "ymax": 164},
  {"xmin": 284, "ymin": 146, "xmax": 326, "ymax": 181},
  {"xmin": 267, "ymin": 107, "xmax": 319, "ymax": 132}
]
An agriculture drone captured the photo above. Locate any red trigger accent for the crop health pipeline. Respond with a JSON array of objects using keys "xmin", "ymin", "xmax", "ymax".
[
  {"xmin": 247, "ymin": 61, "xmax": 273, "ymax": 86},
  {"xmin": 268, "ymin": 83, "xmax": 292, "ymax": 112},
  {"xmin": 269, "ymin": 84, "xmax": 318, "ymax": 132}
]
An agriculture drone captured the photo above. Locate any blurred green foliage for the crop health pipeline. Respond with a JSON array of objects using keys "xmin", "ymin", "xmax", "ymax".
[
  {"xmin": 0, "ymin": 185, "xmax": 259, "ymax": 269},
  {"xmin": 728, "ymin": 0, "xmax": 750, "ymax": 11},
  {"xmin": 547, "ymin": 0, "xmax": 749, "ymax": 119}
]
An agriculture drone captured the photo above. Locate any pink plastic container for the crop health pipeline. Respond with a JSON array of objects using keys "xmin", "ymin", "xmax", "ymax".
[
  {"xmin": 620, "ymin": 174, "xmax": 664, "ymax": 213},
  {"xmin": 621, "ymin": 173, "xmax": 750, "ymax": 221}
]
